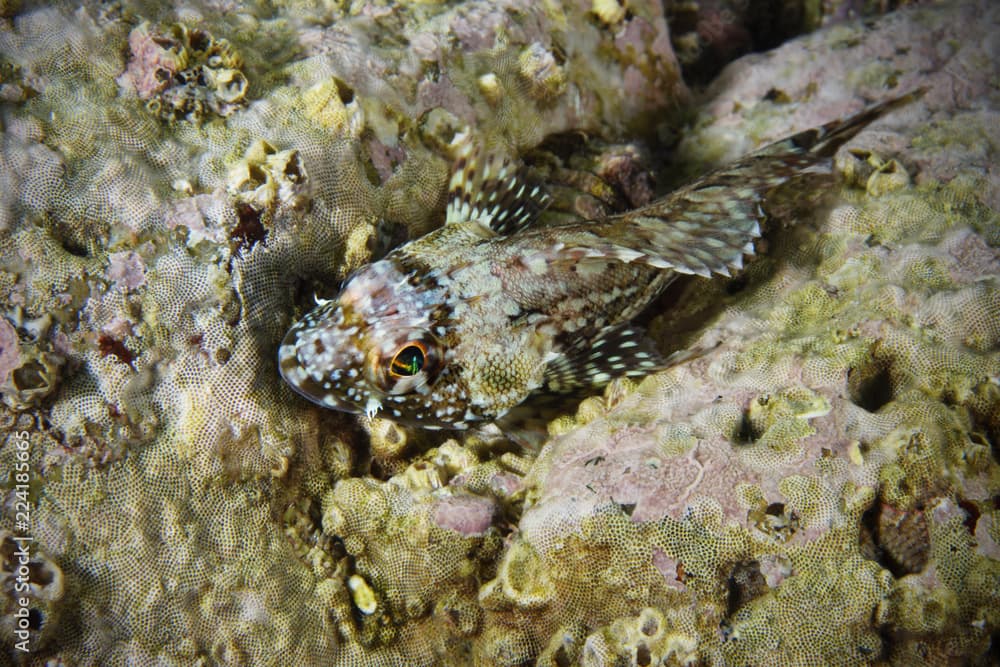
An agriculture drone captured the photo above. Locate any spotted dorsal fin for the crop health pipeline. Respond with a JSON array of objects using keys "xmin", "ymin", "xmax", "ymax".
[
  {"xmin": 445, "ymin": 142, "xmax": 551, "ymax": 236},
  {"xmin": 556, "ymin": 170, "xmax": 768, "ymax": 278},
  {"xmin": 515, "ymin": 173, "xmax": 765, "ymax": 280},
  {"xmin": 515, "ymin": 90, "xmax": 924, "ymax": 278}
]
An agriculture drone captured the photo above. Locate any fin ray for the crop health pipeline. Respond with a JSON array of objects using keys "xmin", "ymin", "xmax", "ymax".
[
  {"xmin": 524, "ymin": 90, "xmax": 924, "ymax": 276},
  {"xmin": 445, "ymin": 142, "xmax": 551, "ymax": 235},
  {"xmin": 544, "ymin": 326, "xmax": 663, "ymax": 393}
]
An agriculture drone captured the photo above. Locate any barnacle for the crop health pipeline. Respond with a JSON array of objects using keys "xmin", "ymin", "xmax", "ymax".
[
  {"xmin": 592, "ymin": 0, "xmax": 627, "ymax": 26},
  {"xmin": 840, "ymin": 149, "xmax": 912, "ymax": 196},
  {"xmin": 122, "ymin": 21, "xmax": 248, "ymax": 122},
  {"xmin": 226, "ymin": 139, "xmax": 310, "ymax": 219},
  {"xmin": 517, "ymin": 43, "xmax": 567, "ymax": 102},
  {"xmin": 0, "ymin": 345, "xmax": 63, "ymax": 410}
]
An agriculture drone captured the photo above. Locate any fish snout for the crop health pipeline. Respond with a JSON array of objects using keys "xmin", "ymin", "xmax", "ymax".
[{"xmin": 278, "ymin": 318, "xmax": 367, "ymax": 413}]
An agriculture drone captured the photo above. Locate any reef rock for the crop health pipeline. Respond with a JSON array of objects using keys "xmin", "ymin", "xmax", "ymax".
[{"xmin": 0, "ymin": 0, "xmax": 997, "ymax": 665}]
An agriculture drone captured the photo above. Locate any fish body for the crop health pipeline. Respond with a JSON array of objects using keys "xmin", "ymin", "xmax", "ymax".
[{"xmin": 279, "ymin": 94, "xmax": 918, "ymax": 429}]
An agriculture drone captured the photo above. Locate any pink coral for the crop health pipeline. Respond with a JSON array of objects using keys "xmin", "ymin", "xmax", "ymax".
[
  {"xmin": 433, "ymin": 493, "xmax": 497, "ymax": 536},
  {"xmin": 119, "ymin": 23, "xmax": 185, "ymax": 100},
  {"xmin": 106, "ymin": 251, "xmax": 146, "ymax": 291}
]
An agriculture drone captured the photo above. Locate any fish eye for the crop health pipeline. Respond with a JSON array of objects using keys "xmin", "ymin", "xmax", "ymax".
[
  {"xmin": 389, "ymin": 342, "xmax": 426, "ymax": 378},
  {"xmin": 366, "ymin": 330, "xmax": 444, "ymax": 395}
]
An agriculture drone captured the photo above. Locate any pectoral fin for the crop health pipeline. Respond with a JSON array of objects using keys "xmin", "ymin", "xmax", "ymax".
[{"xmin": 544, "ymin": 326, "xmax": 663, "ymax": 393}]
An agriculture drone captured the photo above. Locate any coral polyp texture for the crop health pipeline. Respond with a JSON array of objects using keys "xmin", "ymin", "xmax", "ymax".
[{"xmin": 0, "ymin": 0, "xmax": 998, "ymax": 666}]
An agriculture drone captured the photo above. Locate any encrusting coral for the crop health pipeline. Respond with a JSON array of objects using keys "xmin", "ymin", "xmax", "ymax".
[{"xmin": 0, "ymin": 0, "xmax": 998, "ymax": 665}]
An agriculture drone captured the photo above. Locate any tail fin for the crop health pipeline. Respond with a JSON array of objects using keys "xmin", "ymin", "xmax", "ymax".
[{"xmin": 765, "ymin": 88, "xmax": 926, "ymax": 158}]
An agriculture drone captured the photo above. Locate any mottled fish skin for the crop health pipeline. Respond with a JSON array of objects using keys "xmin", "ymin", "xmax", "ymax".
[{"xmin": 279, "ymin": 93, "xmax": 920, "ymax": 429}]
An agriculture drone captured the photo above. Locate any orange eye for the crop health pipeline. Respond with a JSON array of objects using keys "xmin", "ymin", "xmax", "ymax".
[{"xmin": 389, "ymin": 342, "xmax": 427, "ymax": 378}]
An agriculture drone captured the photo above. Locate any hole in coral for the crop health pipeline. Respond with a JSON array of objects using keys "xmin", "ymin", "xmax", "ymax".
[
  {"xmin": 848, "ymin": 359, "xmax": 893, "ymax": 412},
  {"xmin": 636, "ymin": 642, "xmax": 652, "ymax": 666},
  {"xmin": 987, "ymin": 631, "xmax": 1000, "ymax": 665},
  {"xmin": 958, "ymin": 499, "xmax": 980, "ymax": 535},
  {"xmin": 370, "ymin": 219, "xmax": 409, "ymax": 262},
  {"xmin": 554, "ymin": 643, "xmax": 572, "ymax": 667},
  {"xmin": 734, "ymin": 407, "xmax": 758, "ymax": 444},
  {"xmin": 27, "ymin": 561, "xmax": 53, "ymax": 587},
  {"xmin": 858, "ymin": 506, "xmax": 880, "ymax": 563},
  {"xmin": 368, "ymin": 458, "xmax": 387, "ymax": 480},
  {"xmin": 332, "ymin": 77, "xmax": 354, "ymax": 104},
  {"xmin": 763, "ymin": 87, "xmax": 791, "ymax": 104},
  {"xmin": 862, "ymin": 502, "xmax": 929, "ymax": 577},
  {"xmin": 725, "ymin": 274, "xmax": 750, "ymax": 295},
  {"xmin": 60, "ymin": 238, "xmax": 89, "ymax": 258},
  {"xmin": 617, "ymin": 501, "xmax": 636, "ymax": 518},
  {"xmin": 747, "ymin": 0, "xmax": 812, "ymax": 51},
  {"xmin": 531, "ymin": 130, "xmax": 588, "ymax": 162},
  {"xmin": 725, "ymin": 560, "xmax": 766, "ymax": 617},
  {"xmin": 28, "ymin": 608, "xmax": 43, "ymax": 631}
]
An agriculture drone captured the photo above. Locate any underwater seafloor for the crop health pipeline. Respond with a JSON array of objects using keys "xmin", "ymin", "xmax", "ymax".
[{"xmin": 1, "ymin": 0, "xmax": 998, "ymax": 665}]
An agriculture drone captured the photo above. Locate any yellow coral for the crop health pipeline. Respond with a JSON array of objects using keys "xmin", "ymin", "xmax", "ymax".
[{"xmin": 592, "ymin": 0, "xmax": 626, "ymax": 25}]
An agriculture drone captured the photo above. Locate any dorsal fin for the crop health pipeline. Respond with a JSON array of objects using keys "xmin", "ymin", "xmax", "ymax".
[
  {"xmin": 445, "ymin": 142, "xmax": 551, "ymax": 236},
  {"xmin": 517, "ymin": 90, "xmax": 924, "ymax": 278}
]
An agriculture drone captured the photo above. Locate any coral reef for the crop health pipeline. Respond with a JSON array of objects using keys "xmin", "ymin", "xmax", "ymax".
[{"xmin": 0, "ymin": 0, "xmax": 997, "ymax": 666}]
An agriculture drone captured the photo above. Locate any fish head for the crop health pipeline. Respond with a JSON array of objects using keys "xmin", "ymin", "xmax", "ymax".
[{"xmin": 278, "ymin": 259, "xmax": 468, "ymax": 428}]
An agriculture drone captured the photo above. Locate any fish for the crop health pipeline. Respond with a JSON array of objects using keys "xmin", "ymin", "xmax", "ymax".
[{"xmin": 278, "ymin": 92, "xmax": 920, "ymax": 430}]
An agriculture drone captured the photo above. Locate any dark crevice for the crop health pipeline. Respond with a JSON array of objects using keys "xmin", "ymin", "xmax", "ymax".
[
  {"xmin": 848, "ymin": 358, "xmax": 894, "ymax": 412},
  {"xmin": 636, "ymin": 642, "xmax": 651, "ymax": 666},
  {"xmin": 60, "ymin": 238, "xmax": 89, "ymax": 257},
  {"xmin": 958, "ymin": 499, "xmax": 981, "ymax": 535},
  {"xmin": 554, "ymin": 644, "xmax": 572, "ymax": 667},
  {"xmin": 860, "ymin": 502, "xmax": 929, "ymax": 577},
  {"xmin": 735, "ymin": 408, "xmax": 757, "ymax": 445},
  {"xmin": 725, "ymin": 560, "xmax": 766, "ymax": 617}
]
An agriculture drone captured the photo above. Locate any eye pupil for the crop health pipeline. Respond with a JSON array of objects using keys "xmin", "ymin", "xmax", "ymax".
[{"xmin": 391, "ymin": 344, "xmax": 425, "ymax": 376}]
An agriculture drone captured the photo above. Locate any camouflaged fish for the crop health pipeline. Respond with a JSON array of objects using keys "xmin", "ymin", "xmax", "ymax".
[{"xmin": 279, "ymin": 94, "xmax": 917, "ymax": 429}]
